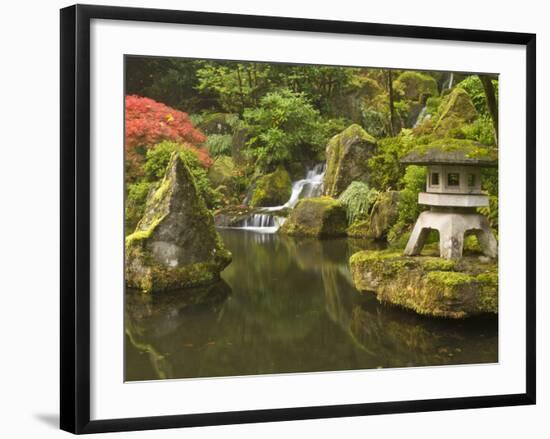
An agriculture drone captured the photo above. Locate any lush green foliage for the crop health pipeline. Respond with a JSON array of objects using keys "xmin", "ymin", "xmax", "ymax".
[
  {"xmin": 461, "ymin": 115, "xmax": 496, "ymax": 146},
  {"xmin": 243, "ymin": 89, "xmax": 326, "ymax": 171},
  {"xmin": 367, "ymin": 131, "xmax": 419, "ymax": 191},
  {"xmin": 205, "ymin": 134, "xmax": 233, "ymax": 156},
  {"xmin": 457, "ymin": 75, "xmax": 499, "ymax": 117},
  {"xmin": 338, "ymin": 182, "xmax": 379, "ymax": 225},
  {"xmin": 387, "ymin": 165, "xmax": 427, "ymax": 243},
  {"xmin": 125, "ymin": 181, "xmax": 152, "ymax": 233}
]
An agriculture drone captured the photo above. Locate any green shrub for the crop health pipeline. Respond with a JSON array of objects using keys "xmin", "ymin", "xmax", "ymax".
[
  {"xmin": 387, "ymin": 165, "xmax": 427, "ymax": 242},
  {"xmin": 457, "ymin": 75, "xmax": 498, "ymax": 117},
  {"xmin": 338, "ymin": 182, "xmax": 379, "ymax": 225},
  {"xmin": 461, "ymin": 115, "xmax": 496, "ymax": 146},
  {"xmin": 360, "ymin": 107, "xmax": 387, "ymax": 138},
  {"xmin": 206, "ymin": 133, "xmax": 233, "ymax": 156},
  {"xmin": 243, "ymin": 89, "xmax": 326, "ymax": 171},
  {"xmin": 125, "ymin": 181, "xmax": 152, "ymax": 234},
  {"xmin": 367, "ymin": 131, "xmax": 418, "ymax": 191}
]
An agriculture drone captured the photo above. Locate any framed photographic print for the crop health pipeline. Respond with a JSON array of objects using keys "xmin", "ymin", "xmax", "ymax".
[{"xmin": 60, "ymin": 4, "xmax": 536, "ymax": 434}]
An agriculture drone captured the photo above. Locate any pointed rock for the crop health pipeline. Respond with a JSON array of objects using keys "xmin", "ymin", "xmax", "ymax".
[
  {"xmin": 125, "ymin": 152, "xmax": 231, "ymax": 293},
  {"xmin": 323, "ymin": 124, "xmax": 377, "ymax": 197}
]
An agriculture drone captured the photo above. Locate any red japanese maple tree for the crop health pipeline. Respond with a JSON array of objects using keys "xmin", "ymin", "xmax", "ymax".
[{"xmin": 125, "ymin": 95, "xmax": 211, "ymax": 180}]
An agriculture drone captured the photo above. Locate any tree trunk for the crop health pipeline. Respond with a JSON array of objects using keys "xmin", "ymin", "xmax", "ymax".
[
  {"xmin": 478, "ymin": 74, "xmax": 499, "ymax": 144},
  {"xmin": 387, "ymin": 70, "xmax": 397, "ymax": 136}
]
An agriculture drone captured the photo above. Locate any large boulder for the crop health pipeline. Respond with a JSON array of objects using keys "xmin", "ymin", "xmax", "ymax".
[
  {"xmin": 393, "ymin": 71, "xmax": 438, "ymax": 102},
  {"xmin": 323, "ymin": 124, "xmax": 377, "ymax": 197},
  {"xmin": 208, "ymin": 155, "xmax": 235, "ymax": 187},
  {"xmin": 347, "ymin": 191, "xmax": 400, "ymax": 239},
  {"xmin": 197, "ymin": 113, "xmax": 235, "ymax": 135},
  {"xmin": 279, "ymin": 197, "xmax": 347, "ymax": 238},
  {"xmin": 248, "ymin": 167, "xmax": 292, "ymax": 208},
  {"xmin": 125, "ymin": 153, "xmax": 232, "ymax": 293},
  {"xmin": 433, "ymin": 88, "xmax": 478, "ymax": 137},
  {"xmin": 349, "ymin": 250, "xmax": 498, "ymax": 318}
]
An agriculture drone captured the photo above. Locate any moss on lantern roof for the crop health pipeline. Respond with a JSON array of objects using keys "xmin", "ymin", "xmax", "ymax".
[{"xmin": 401, "ymin": 138, "xmax": 498, "ymax": 167}]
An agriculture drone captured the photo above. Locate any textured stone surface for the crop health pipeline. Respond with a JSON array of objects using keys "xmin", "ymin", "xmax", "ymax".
[
  {"xmin": 349, "ymin": 250, "xmax": 498, "ymax": 318},
  {"xmin": 208, "ymin": 155, "xmax": 235, "ymax": 187},
  {"xmin": 323, "ymin": 124, "xmax": 377, "ymax": 197},
  {"xmin": 348, "ymin": 191, "xmax": 400, "ymax": 239},
  {"xmin": 404, "ymin": 209, "xmax": 498, "ymax": 260},
  {"xmin": 279, "ymin": 197, "xmax": 347, "ymax": 238},
  {"xmin": 125, "ymin": 152, "xmax": 231, "ymax": 293},
  {"xmin": 433, "ymin": 88, "xmax": 478, "ymax": 137},
  {"xmin": 248, "ymin": 167, "xmax": 292, "ymax": 207}
]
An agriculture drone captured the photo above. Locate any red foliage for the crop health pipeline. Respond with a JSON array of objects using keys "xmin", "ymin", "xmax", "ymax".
[{"xmin": 125, "ymin": 95, "xmax": 210, "ymax": 180}]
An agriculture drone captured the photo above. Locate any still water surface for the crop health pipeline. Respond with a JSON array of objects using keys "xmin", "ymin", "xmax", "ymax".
[{"xmin": 125, "ymin": 229, "xmax": 497, "ymax": 381}]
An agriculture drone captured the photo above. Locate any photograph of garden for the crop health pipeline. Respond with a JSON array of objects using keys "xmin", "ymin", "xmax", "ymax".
[{"xmin": 124, "ymin": 56, "xmax": 499, "ymax": 381}]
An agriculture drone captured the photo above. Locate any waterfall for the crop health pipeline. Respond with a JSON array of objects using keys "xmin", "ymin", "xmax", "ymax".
[
  {"xmin": 441, "ymin": 72, "xmax": 455, "ymax": 92},
  {"xmin": 223, "ymin": 164, "xmax": 326, "ymax": 233},
  {"xmin": 413, "ymin": 105, "xmax": 428, "ymax": 128},
  {"xmin": 264, "ymin": 163, "xmax": 326, "ymax": 211}
]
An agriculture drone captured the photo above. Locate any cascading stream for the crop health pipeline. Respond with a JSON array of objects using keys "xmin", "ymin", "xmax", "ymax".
[{"xmin": 223, "ymin": 164, "xmax": 326, "ymax": 233}]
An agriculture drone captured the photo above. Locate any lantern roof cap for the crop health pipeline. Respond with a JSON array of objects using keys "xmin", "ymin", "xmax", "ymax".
[{"xmin": 401, "ymin": 139, "xmax": 498, "ymax": 167}]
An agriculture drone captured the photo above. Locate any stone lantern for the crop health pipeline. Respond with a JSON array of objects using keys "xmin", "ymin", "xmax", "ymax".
[{"xmin": 401, "ymin": 141, "xmax": 498, "ymax": 260}]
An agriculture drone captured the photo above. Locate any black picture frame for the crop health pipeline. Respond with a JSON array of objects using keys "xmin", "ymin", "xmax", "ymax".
[{"xmin": 60, "ymin": 4, "xmax": 536, "ymax": 434}]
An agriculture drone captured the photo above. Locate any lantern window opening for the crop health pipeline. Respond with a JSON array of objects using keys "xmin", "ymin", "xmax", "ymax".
[
  {"xmin": 447, "ymin": 172, "xmax": 460, "ymax": 187},
  {"xmin": 431, "ymin": 172, "xmax": 440, "ymax": 186}
]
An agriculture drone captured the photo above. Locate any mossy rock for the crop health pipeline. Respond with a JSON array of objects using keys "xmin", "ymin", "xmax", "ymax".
[
  {"xmin": 197, "ymin": 112, "xmax": 235, "ymax": 135},
  {"xmin": 208, "ymin": 156, "xmax": 235, "ymax": 187},
  {"xmin": 248, "ymin": 167, "xmax": 292, "ymax": 208},
  {"xmin": 433, "ymin": 88, "xmax": 478, "ymax": 137},
  {"xmin": 125, "ymin": 153, "xmax": 232, "ymax": 293},
  {"xmin": 279, "ymin": 197, "xmax": 347, "ymax": 238},
  {"xmin": 349, "ymin": 249, "xmax": 498, "ymax": 318},
  {"xmin": 231, "ymin": 125, "xmax": 250, "ymax": 166},
  {"xmin": 323, "ymin": 124, "xmax": 377, "ymax": 197},
  {"xmin": 347, "ymin": 191, "xmax": 400, "ymax": 239},
  {"xmin": 401, "ymin": 138, "xmax": 498, "ymax": 167},
  {"xmin": 394, "ymin": 71, "xmax": 438, "ymax": 102}
]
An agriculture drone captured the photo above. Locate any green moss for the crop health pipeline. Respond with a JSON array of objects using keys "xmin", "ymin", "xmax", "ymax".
[
  {"xmin": 426, "ymin": 270, "xmax": 474, "ymax": 287},
  {"xmin": 125, "ymin": 152, "xmax": 232, "ymax": 293},
  {"xmin": 349, "ymin": 250, "xmax": 498, "ymax": 318},
  {"xmin": 421, "ymin": 258, "xmax": 456, "ymax": 272},
  {"xmin": 249, "ymin": 167, "xmax": 292, "ymax": 207},
  {"xmin": 279, "ymin": 197, "xmax": 347, "ymax": 237},
  {"xmin": 323, "ymin": 124, "xmax": 377, "ymax": 197},
  {"xmin": 393, "ymin": 71, "xmax": 438, "ymax": 101},
  {"xmin": 437, "ymin": 88, "xmax": 477, "ymax": 125}
]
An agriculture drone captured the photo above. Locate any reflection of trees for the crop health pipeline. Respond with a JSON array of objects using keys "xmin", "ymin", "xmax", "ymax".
[
  {"xmin": 125, "ymin": 281, "xmax": 231, "ymax": 380},
  {"xmin": 125, "ymin": 231, "xmax": 498, "ymax": 381},
  {"xmin": 322, "ymin": 248, "xmax": 498, "ymax": 368}
]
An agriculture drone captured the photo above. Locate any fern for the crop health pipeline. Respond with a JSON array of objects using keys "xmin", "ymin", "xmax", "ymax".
[
  {"xmin": 338, "ymin": 182, "xmax": 379, "ymax": 225},
  {"xmin": 206, "ymin": 134, "xmax": 232, "ymax": 156}
]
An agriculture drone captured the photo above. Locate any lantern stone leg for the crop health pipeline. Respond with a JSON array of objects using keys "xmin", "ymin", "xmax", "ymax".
[{"xmin": 403, "ymin": 209, "xmax": 498, "ymax": 260}]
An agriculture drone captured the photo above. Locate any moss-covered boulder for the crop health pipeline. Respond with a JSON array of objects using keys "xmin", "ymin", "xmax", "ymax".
[
  {"xmin": 208, "ymin": 156, "xmax": 235, "ymax": 187},
  {"xmin": 197, "ymin": 112, "xmax": 235, "ymax": 135},
  {"xmin": 348, "ymin": 191, "xmax": 400, "ymax": 239},
  {"xmin": 349, "ymin": 250, "xmax": 498, "ymax": 318},
  {"xmin": 323, "ymin": 124, "xmax": 377, "ymax": 197},
  {"xmin": 248, "ymin": 167, "xmax": 292, "ymax": 208},
  {"xmin": 279, "ymin": 197, "xmax": 347, "ymax": 237},
  {"xmin": 394, "ymin": 71, "xmax": 438, "ymax": 102},
  {"xmin": 125, "ymin": 153, "xmax": 232, "ymax": 293},
  {"xmin": 433, "ymin": 88, "xmax": 478, "ymax": 137}
]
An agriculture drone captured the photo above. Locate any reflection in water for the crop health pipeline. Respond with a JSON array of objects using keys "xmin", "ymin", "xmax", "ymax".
[{"xmin": 125, "ymin": 230, "xmax": 497, "ymax": 381}]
